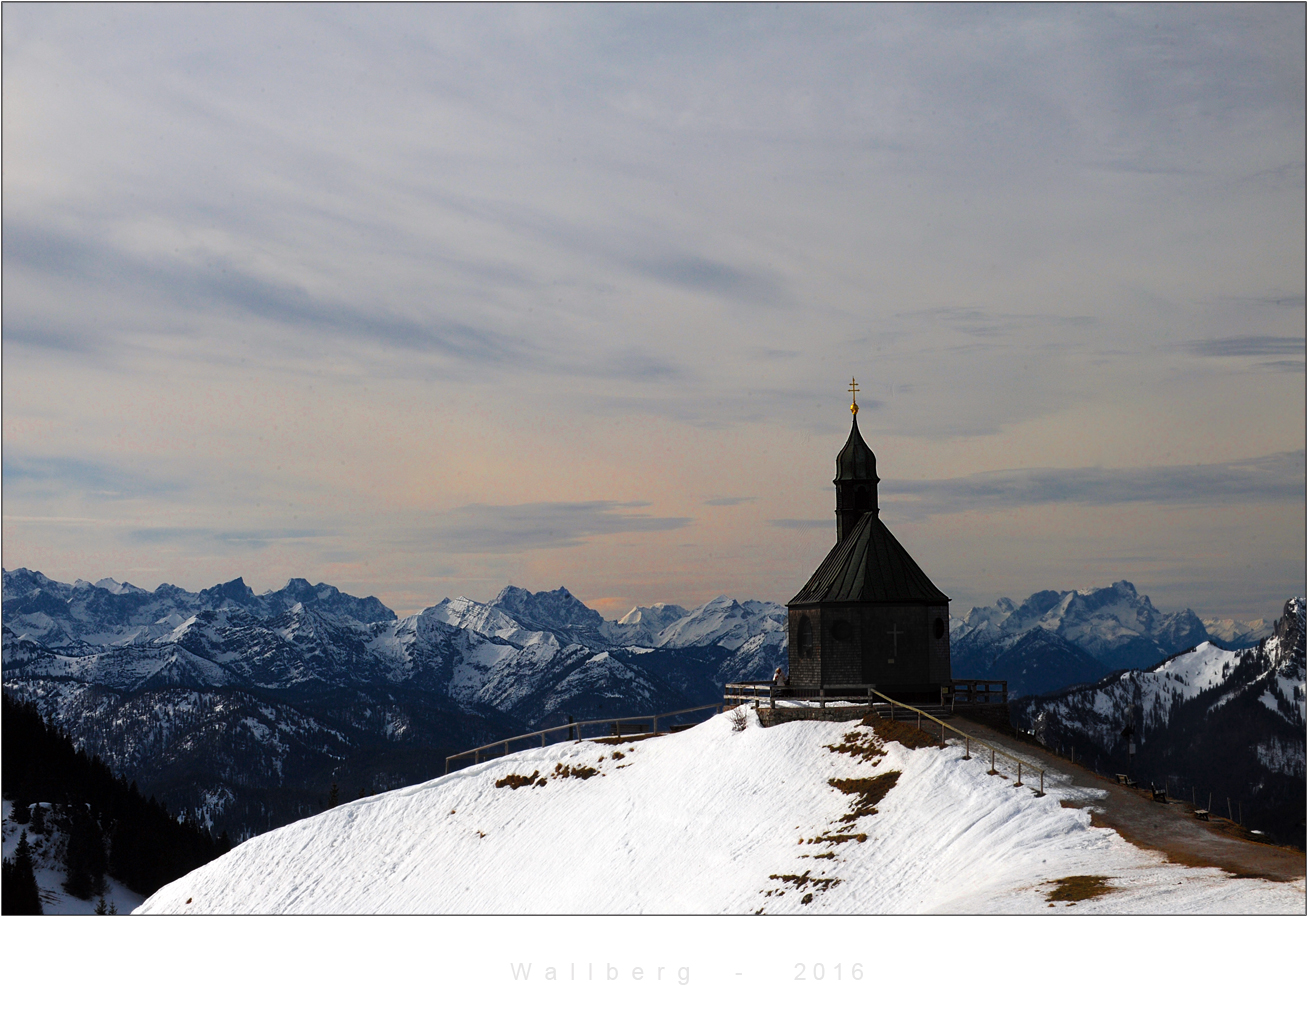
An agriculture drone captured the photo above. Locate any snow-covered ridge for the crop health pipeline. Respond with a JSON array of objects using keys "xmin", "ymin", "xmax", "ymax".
[
  {"xmin": 134, "ymin": 710, "xmax": 1304, "ymax": 915},
  {"xmin": 1016, "ymin": 597, "xmax": 1306, "ymax": 780}
]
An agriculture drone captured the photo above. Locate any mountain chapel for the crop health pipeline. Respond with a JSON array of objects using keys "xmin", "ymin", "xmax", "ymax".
[{"xmin": 786, "ymin": 380, "xmax": 952, "ymax": 703}]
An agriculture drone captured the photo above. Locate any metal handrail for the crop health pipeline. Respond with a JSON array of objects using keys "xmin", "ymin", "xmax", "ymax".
[
  {"xmin": 443, "ymin": 702, "xmax": 726, "ymax": 774},
  {"xmin": 726, "ymin": 681, "xmax": 1046, "ymax": 796},
  {"xmin": 859, "ymin": 686, "xmax": 1046, "ymax": 796}
]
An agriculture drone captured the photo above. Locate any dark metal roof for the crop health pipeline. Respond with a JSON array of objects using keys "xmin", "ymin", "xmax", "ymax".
[
  {"xmin": 835, "ymin": 414, "xmax": 877, "ymax": 483},
  {"xmin": 788, "ymin": 511, "xmax": 949, "ymax": 606}
]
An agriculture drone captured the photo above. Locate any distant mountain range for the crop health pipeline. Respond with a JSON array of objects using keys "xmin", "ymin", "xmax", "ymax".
[
  {"xmin": 2, "ymin": 569, "xmax": 784, "ymax": 840},
  {"xmin": 1012, "ymin": 598, "xmax": 1306, "ymax": 847},
  {"xmin": 3, "ymin": 567, "xmax": 1289, "ymax": 841},
  {"xmin": 949, "ymin": 580, "xmax": 1270, "ymax": 698}
]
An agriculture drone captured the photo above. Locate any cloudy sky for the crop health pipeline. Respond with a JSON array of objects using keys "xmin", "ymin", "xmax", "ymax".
[{"xmin": 3, "ymin": 4, "xmax": 1304, "ymax": 621}]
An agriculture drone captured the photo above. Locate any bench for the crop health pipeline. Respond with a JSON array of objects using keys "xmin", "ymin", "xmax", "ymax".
[
  {"xmin": 1194, "ymin": 808, "xmax": 1210, "ymax": 821},
  {"xmin": 1151, "ymin": 786, "xmax": 1167, "ymax": 802}
]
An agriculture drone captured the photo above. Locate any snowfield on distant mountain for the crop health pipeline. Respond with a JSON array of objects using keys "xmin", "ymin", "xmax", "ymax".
[{"xmin": 136, "ymin": 709, "xmax": 1305, "ymax": 915}]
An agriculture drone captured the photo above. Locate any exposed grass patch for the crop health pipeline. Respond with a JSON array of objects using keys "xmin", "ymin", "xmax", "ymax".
[
  {"xmin": 495, "ymin": 770, "xmax": 542, "ymax": 790},
  {"xmin": 810, "ymin": 832, "xmax": 868, "ymax": 845},
  {"xmin": 1045, "ymin": 875, "xmax": 1115, "ymax": 904},
  {"xmin": 553, "ymin": 762, "xmax": 599, "ymax": 780},
  {"xmin": 828, "ymin": 771, "xmax": 901, "ymax": 823},
  {"xmin": 859, "ymin": 715, "xmax": 942, "ymax": 750},
  {"xmin": 769, "ymin": 871, "xmax": 841, "ymax": 893},
  {"xmin": 825, "ymin": 729, "xmax": 887, "ymax": 764},
  {"xmin": 766, "ymin": 870, "xmax": 841, "ymax": 905}
]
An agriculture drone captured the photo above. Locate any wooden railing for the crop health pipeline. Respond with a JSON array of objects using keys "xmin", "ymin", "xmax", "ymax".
[
  {"xmin": 726, "ymin": 679, "xmax": 1009, "ymax": 710},
  {"xmin": 942, "ymin": 679, "xmax": 1009, "ymax": 706},
  {"xmin": 443, "ymin": 702, "xmax": 727, "ymax": 774},
  {"xmin": 724, "ymin": 681, "xmax": 880, "ymax": 710}
]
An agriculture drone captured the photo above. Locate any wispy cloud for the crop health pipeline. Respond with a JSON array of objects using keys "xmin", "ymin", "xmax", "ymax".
[
  {"xmin": 1186, "ymin": 336, "xmax": 1305, "ymax": 358},
  {"xmin": 2, "ymin": 455, "xmax": 186, "ymax": 501},
  {"xmin": 882, "ymin": 451, "xmax": 1306, "ymax": 515},
  {"xmin": 3, "ymin": 221, "xmax": 528, "ymax": 366},
  {"xmin": 429, "ymin": 501, "xmax": 692, "ymax": 553},
  {"xmin": 125, "ymin": 527, "xmax": 334, "ymax": 549},
  {"xmin": 895, "ymin": 306, "xmax": 1097, "ymax": 342},
  {"xmin": 770, "ymin": 518, "xmax": 831, "ymax": 530},
  {"xmin": 705, "ymin": 496, "xmax": 756, "ymax": 507},
  {"xmin": 626, "ymin": 254, "xmax": 788, "ymax": 306}
]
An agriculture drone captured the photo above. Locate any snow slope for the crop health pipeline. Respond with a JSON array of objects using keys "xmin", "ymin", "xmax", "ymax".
[{"xmin": 136, "ymin": 710, "xmax": 1303, "ymax": 915}]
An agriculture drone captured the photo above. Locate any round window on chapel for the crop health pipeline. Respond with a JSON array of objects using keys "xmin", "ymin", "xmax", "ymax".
[
  {"xmin": 933, "ymin": 617, "xmax": 946, "ymax": 640},
  {"xmin": 831, "ymin": 620, "xmax": 853, "ymax": 642}
]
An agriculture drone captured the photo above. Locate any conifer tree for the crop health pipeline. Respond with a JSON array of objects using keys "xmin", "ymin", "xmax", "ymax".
[
  {"xmin": 328, "ymin": 782, "xmax": 339, "ymax": 808},
  {"xmin": 2, "ymin": 831, "xmax": 43, "ymax": 914},
  {"xmin": 64, "ymin": 810, "xmax": 108, "ymax": 900},
  {"xmin": 3, "ymin": 694, "xmax": 227, "ymax": 899},
  {"xmin": 12, "ymin": 797, "xmax": 31, "ymax": 824},
  {"xmin": 30, "ymin": 804, "xmax": 46, "ymax": 836},
  {"xmin": 95, "ymin": 895, "xmax": 109, "ymax": 915}
]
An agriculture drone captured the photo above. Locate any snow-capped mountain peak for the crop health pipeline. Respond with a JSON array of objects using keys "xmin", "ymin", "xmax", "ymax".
[
  {"xmin": 490, "ymin": 585, "xmax": 604, "ymax": 639},
  {"xmin": 951, "ymin": 581, "xmax": 1262, "ymax": 696}
]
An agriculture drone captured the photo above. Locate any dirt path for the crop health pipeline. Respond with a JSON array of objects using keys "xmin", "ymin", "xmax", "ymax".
[{"xmin": 946, "ymin": 715, "xmax": 1306, "ymax": 884}]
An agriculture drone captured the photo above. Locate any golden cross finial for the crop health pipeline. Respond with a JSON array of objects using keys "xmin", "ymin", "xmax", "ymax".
[{"xmin": 848, "ymin": 377, "xmax": 859, "ymax": 415}]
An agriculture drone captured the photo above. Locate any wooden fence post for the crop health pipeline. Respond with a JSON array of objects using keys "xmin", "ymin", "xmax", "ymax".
[{"xmin": 1015, "ymin": 762, "xmax": 1023, "ymax": 787}]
